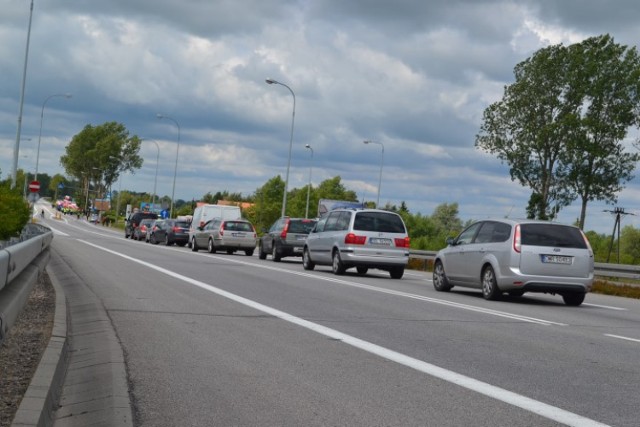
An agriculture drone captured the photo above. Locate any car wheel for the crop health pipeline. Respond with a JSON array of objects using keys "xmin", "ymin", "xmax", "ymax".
[
  {"xmin": 208, "ymin": 238, "xmax": 216, "ymax": 253},
  {"xmin": 258, "ymin": 241, "xmax": 267, "ymax": 260},
  {"xmin": 302, "ymin": 247, "xmax": 315, "ymax": 271},
  {"xmin": 191, "ymin": 237, "xmax": 199, "ymax": 252},
  {"xmin": 482, "ymin": 266, "xmax": 501, "ymax": 300},
  {"xmin": 272, "ymin": 242, "xmax": 281, "ymax": 262},
  {"xmin": 389, "ymin": 266, "xmax": 404, "ymax": 279},
  {"xmin": 433, "ymin": 261, "xmax": 452, "ymax": 292},
  {"xmin": 332, "ymin": 250, "xmax": 345, "ymax": 275},
  {"xmin": 356, "ymin": 266, "xmax": 368, "ymax": 275},
  {"xmin": 245, "ymin": 249, "xmax": 254, "ymax": 256},
  {"xmin": 562, "ymin": 292, "xmax": 585, "ymax": 306}
]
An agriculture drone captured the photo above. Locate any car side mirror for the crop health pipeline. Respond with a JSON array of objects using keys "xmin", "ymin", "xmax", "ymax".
[{"xmin": 446, "ymin": 237, "xmax": 456, "ymax": 246}]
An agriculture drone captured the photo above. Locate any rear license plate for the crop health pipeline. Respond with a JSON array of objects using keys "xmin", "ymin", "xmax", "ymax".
[
  {"xmin": 369, "ymin": 238, "xmax": 392, "ymax": 245},
  {"xmin": 293, "ymin": 247, "xmax": 303, "ymax": 253},
  {"xmin": 296, "ymin": 235, "xmax": 307, "ymax": 241},
  {"xmin": 541, "ymin": 255, "xmax": 572, "ymax": 264},
  {"xmin": 231, "ymin": 233, "xmax": 246, "ymax": 237}
]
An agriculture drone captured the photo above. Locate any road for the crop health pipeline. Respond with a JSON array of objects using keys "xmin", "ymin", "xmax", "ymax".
[{"xmin": 44, "ymin": 211, "xmax": 640, "ymax": 426}]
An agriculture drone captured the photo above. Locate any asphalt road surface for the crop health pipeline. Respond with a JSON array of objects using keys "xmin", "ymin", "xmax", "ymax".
[{"xmin": 44, "ymin": 211, "xmax": 640, "ymax": 427}]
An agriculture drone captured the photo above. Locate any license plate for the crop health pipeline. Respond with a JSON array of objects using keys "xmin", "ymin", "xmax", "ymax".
[
  {"xmin": 541, "ymin": 255, "xmax": 572, "ymax": 264},
  {"xmin": 296, "ymin": 235, "xmax": 307, "ymax": 241},
  {"xmin": 231, "ymin": 233, "xmax": 245, "ymax": 237},
  {"xmin": 293, "ymin": 247, "xmax": 303, "ymax": 253},
  {"xmin": 369, "ymin": 238, "xmax": 392, "ymax": 245}
]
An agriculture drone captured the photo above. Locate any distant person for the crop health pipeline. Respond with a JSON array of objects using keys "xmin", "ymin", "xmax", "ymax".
[{"xmin": 41, "ymin": 209, "xmax": 45, "ymax": 219}]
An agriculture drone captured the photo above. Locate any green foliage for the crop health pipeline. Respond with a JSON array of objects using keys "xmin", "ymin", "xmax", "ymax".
[
  {"xmin": 476, "ymin": 34, "xmax": 640, "ymax": 229},
  {"xmin": 0, "ymin": 184, "xmax": 31, "ymax": 240}
]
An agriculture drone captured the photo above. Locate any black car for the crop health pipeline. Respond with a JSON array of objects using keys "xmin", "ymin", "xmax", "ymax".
[
  {"xmin": 125, "ymin": 212, "xmax": 158, "ymax": 239},
  {"xmin": 258, "ymin": 217, "xmax": 317, "ymax": 261},
  {"xmin": 150, "ymin": 219, "xmax": 190, "ymax": 246}
]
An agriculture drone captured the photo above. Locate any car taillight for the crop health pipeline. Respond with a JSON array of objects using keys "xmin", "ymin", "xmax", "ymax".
[
  {"xmin": 172, "ymin": 226, "xmax": 180, "ymax": 232},
  {"xmin": 281, "ymin": 220, "xmax": 290, "ymax": 239},
  {"xmin": 219, "ymin": 222, "xmax": 225, "ymax": 236},
  {"xmin": 580, "ymin": 229, "xmax": 593, "ymax": 255},
  {"xmin": 513, "ymin": 224, "xmax": 521, "ymax": 253},
  {"xmin": 344, "ymin": 233, "xmax": 366, "ymax": 245},
  {"xmin": 394, "ymin": 237, "xmax": 410, "ymax": 248}
]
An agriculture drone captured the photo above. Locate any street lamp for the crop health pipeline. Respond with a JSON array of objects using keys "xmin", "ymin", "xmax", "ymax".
[
  {"xmin": 363, "ymin": 140, "xmax": 384, "ymax": 208},
  {"xmin": 141, "ymin": 138, "xmax": 161, "ymax": 210},
  {"xmin": 265, "ymin": 78, "xmax": 296, "ymax": 218},
  {"xmin": 305, "ymin": 144, "xmax": 314, "ymax": 219},
  {"xmin": 156, "ymin": 114, "xmax": 180, "ymax": 218},
  {"xmin": 35, "ymin": 93, "xmax": 72, "ymax": 182}
]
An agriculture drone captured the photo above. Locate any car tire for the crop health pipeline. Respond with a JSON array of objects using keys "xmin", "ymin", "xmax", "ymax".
[
  {"xmin": 302, "ymin": 247, "xmax": 315, "ymax": 270},
  {"xmin": 482, "ymin": 266, "xmax": 501, "ymax": 300},
  {"xmin": 272, "ymin": 242, "xmax": 281, "ymax": 262},
  {"xmin": 562, "ymin": 292, "xmax": 585, "ymax": 306},
  {"xmin": 332, "ymin": 250, "xmax": 345, "ymax": 275},
  {"xmin": 389, "ymin": 266, "xmax": 404, "ymax": 279},
  {"xmin": 191, "ymin": 237, "xmax": 199, "ymax": 252},
  {"xmin": 433, "ymin": 261, "xmax": 452, "ymax": 292},
  {"xmin": 208, "ymin": 238, "xmax": 216, "ymax": 253},
  {"xmin": 356, "ymin": 266, "xmax": 368, "ymax": 275},
  {"xmin": 245, "ymin": 249, "xmax": 254, "ymax": 256},
  {"xmin": 258, "ymin": 241, "xmax": 267, "ymax": 260}
]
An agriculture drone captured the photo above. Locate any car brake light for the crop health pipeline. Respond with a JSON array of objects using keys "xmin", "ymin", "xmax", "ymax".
[
  {"xmin": 513, "ymin": 224, "xmax": 521, "ymax": 253},
  {"xmin": 219, "ymin": 222, "xmax": 225, "ymax": 236},
  {"xmin": 345, "ymin": 233, "xmax": 366, "ymax": 245},
  {"xmin": 580, "ymin": 229, "xmax": 593, "ymax": 255},
  {"xmin": 394, "ymin": 237, "xmax": 410, "ymax": 248},
  {"xmin": 172, "ymin": 226, "xmax": 180, "ymax": 232},
  {"xmin": 281, "ymin": 220, "xmax": 290, "ymax": 239}
]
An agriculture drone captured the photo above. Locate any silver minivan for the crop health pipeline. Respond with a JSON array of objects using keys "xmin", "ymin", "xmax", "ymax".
[
  {"xmin": 302, "ymin": 209, "xmax": 410, "ymax": 279},
  {"xmin": 432, "ymin": 219, "xmax": 594, "ymax": 305}
]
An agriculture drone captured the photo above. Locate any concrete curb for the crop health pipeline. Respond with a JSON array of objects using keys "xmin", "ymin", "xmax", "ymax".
[{"xmin": 11, "ymin": 263, "xmax": 69, "ymax": 427}]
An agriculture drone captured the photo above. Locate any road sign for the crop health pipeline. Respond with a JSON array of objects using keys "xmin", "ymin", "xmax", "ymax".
[
  {"xmin": 29, "ymin": 181, "xmax": 40, "ymax": 193},
  {"xmin": 58, "ymin": 183, "xmax": 64, "ymax": 189}
]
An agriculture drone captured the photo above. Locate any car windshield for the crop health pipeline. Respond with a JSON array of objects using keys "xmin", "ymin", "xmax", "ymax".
[
  {"xmin": 353, "ymin": 212, "xmax": 406, "ymax": 233},
  {"xmin": 223, "ymin": 221, "xmax": 253, "ymax": 232},
  {"xmin": 520, "ymin": 224, "xmax": 587, "ymax": 249},
  {"xmin": 288, "ymin": 220, "xmax": 316, "ymax": 234}
]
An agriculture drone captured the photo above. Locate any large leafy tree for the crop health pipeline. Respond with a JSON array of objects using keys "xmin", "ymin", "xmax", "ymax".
[
  {"xmin": 60, "ymin": 122, "xmax": 143, "ymax": 209},
  {"xmin": 476, "ymin": 34, "xmax": 640, "ymax": 227}
]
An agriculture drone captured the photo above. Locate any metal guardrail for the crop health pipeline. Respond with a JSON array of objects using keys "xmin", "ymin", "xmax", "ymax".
[
  {"xmin": 0, "ymin": 223, "xmax": 53, "ymax": 344},
  {"xmin": 408, "ymin": 250, "xmax": 640, "ymax": 282}
]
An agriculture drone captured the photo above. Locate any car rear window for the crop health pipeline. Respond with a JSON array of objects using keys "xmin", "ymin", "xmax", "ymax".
[
  {"xmin": 288, "ymin": 220, "xmax": 317, "ymax": 234},
  {"xmin": 175, "ymin": 221, "xmax": 189, "ymax": 228},
  {"xmin": 520, "ymin": 224, "xmax": 587, "ymax": 249},
  {"xmin": 223, "ymin": 221, "xmax": 253, "ymax": 232},
  {"xmin": 353, "ymin": 212, "xmax": 406, "ymax": 233}
]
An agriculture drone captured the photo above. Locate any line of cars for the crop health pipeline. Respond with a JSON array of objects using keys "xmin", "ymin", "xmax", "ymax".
[{"xmin": 123, "ymin": 209, "xmax": 595, "ymax": 305}]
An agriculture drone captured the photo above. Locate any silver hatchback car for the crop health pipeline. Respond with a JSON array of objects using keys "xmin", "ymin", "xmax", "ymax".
[
  {"xmin": 432, "ymin": 219, "xmax": 594, "ymax": 306},
  {"xmin": 303, "ymin": 208, "xmax": 410, "ymax": 278}
]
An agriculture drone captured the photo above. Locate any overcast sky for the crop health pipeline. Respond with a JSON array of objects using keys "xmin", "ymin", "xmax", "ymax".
[{"xmin": 2, "ymin": 0, "xmax": 640, "ymax": 233}]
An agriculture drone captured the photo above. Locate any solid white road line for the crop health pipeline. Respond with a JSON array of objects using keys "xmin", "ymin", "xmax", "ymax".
[{"xmin": 604, "ymin": 334, "xmax": 640, "ymax": 344}]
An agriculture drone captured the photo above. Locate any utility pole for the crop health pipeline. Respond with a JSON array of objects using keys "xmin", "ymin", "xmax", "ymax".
[{"xmin": 604, "ymin": 207, "xmax": 633, "ymax": 263}]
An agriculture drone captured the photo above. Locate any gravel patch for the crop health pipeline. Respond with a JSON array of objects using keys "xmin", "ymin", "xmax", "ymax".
[{"xmin": 0, "ymin": 273, "xmax": 55, "ymax": 426}]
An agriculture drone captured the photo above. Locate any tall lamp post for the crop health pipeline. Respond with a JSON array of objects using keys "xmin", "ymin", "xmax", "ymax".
[
  {"xmin": 265, "ymin": 78, "xmax": 296, "ymax": 218},
  {"xmin": 35, "ymin": 93, "xmax": 72, "ymax": 181},
  {"xmin": 304, "ymin": 144, "xmax": 314, "ymax": 219},
  {"xmin": 363, "ymin": 140, "xmax": 384, "ymax": 208},
  {"xmin": 11, "ymin": 0, "xmax": 34, "ymax": 189},
  {"xmin": 156, "ymin": 114, "xmax": 180, "ymax": 218},
  {"xmin": 141, "ymin": 138, "xmax": 161, "ymax": 210}
]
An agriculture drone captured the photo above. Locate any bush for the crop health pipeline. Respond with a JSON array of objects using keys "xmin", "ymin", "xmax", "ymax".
[{"xmin": 0, "ymin": 184, "xmax": 31, "ymax": 240}]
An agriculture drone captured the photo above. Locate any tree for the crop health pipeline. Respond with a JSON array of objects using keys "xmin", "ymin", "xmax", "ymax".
[
  {"xmin": 562, "ymin": 35, "xmax": 640, "ymax": 228},
  {"xmin": 60, "ymin": 122, "xmax": 143, "ymax": 209},
  {"xmin": 0, "ymin": 183, "xmax": 31, "ymax": 240},
  {"xmin": 476, "ymin": 34, "xmax": 640, "ymax": 227}
]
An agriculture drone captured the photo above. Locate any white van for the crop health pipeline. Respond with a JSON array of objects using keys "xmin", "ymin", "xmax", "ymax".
[{"xmin": 188, "ymin": 204, "xmax": 242, "ymax": 246}]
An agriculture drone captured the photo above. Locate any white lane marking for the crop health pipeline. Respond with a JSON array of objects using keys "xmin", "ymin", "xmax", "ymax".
[
  {"xmin": 46, "ymin": 225, "xmax": 69, "ymax": 236},
  {"xmin": 604, "ymin": 334, "xmax": 640, "ymax": 343},
  {"xmin": 186, "ymin": 250, "xmax": 565, "ymax": 326},
  {"xmin": 583, "ymin": 303, "xmax": 627, "ymax": 311},
  {"xmin": 76, "ymin": 239, "xmax": 608, "ymax": 427}
]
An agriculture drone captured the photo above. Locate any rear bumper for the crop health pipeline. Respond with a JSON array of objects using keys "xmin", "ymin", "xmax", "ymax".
[
  {"xmin": 498, "ymin": 269, "xmax": 594, "ymax": 294},
  {"xmin": 341, "ymin": 250, "xmax": 409, "ymax": 268}
]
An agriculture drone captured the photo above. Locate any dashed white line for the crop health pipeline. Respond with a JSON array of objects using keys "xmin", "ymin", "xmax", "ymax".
[{"xmin": 604, "ymin": 334, "xmax": 640, "ymax": 343}]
